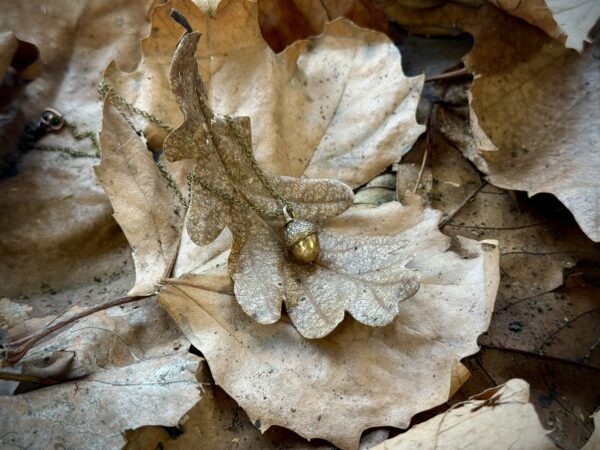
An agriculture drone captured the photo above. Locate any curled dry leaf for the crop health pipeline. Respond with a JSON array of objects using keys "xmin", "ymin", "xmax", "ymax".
[
  {"xmin": 165, "ymin": 28, "xmax": 418, "ymax": 338},
  {"xmin": 375, "ymin": 1, "xmax": 600, "ymax": 242},
  {"xmin": 158, "ymin": 201, "xmax": 499, "ymax": 449},
  {"xmin": 465, "ymin": 10, "xmax": 600, "ymax": 243},
  {"xmin": 372, "ymin": 379, "xmax": 556, "ymax": 450},
  {"xmin": 0, "ymin": 353, "xmax": 202, "ymax": 450},
  {"xmin": 96, "ymin": 100, "xmax": 183, "ymax": 296}
]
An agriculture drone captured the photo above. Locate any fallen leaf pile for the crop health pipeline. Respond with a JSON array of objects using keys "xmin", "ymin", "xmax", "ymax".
[{"xmin": 0, "ymin": 0, "xmax": 599, "ymax": 449}]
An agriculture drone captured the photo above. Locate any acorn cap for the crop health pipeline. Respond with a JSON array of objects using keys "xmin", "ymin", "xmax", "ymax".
[{"xmin": 284, "ymin": 219, "xmax": 318, "ymax": 248}]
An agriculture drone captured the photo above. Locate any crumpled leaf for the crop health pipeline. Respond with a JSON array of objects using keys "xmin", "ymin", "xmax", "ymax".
[
  {"xmin": 96, "ymin": 100, "xmax": 183, "ymax": 296},
  {"xmin": 372, "ymin": 379, "xmax": 555, "ymax": 450},
  {"xmin": 374, "ymin": 1, "xmax": 600, "ymax": 242},
  {"xmin": 464, "ymin": 12, "xmax": 600, "ymax": 242},
  {"xmin": 158, "ymin": 200, "xmax": 499, "ymax": 449},
  {"xmin": 488, "ymin": 0, "xmax": 600, "ymax": 51},
  {"xmin": 165, "ymin": 28, "xmax": 419, "ymax": 338},
  {"xmin": 0, "ymin": 353, "xmax": 202, "ymax": 450}
]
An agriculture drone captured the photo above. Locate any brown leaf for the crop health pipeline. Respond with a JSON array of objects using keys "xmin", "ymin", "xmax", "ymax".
[
  {"xmin": 465, "ymin": 14, "xmax": 600, "ymax": 242},
  {"xmin": 372, "ymin": 379, "xmax": 556, "ymax": 449},
  {"xmin": 374, "ymin": 1, "xmax": 600, "ymax": 242},
  {"xmin": 435, "ymin": 158, "xmax": 600, "ymax": 447},
  {"xmin": 0, "ymin": 353, "xmax": 202, "ymax": 450},
  {"xmin": 96, "ymin": 100, "xmax": 183, "ymax": 296},
  {"xmin": 158, "ymin": 201, "xmax": 499, "ymax": 449},
  {"xmin": 105, "ymin": 0, "xmax": 424, "ymax": 187},
  {"xmin": 439, "ymin": 177, "xmax": 600, "ymax": 367}
]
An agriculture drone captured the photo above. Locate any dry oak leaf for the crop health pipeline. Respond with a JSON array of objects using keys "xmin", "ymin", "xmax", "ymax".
[
  {"xmin": 372, "ymin": 379, "xmax": 556, "ymax": 450},
  {"xmin": 374, "ymin": 1, "xmax": 600, "ymax": 242},
  {"xmin": 164, "ymin": 27, "xmax": 420, "ymax": 338},
  {"xmin": 104, "ymin": 0, "xmax": 424, "ymax": 188},
  {"xmin": 158, "ymin": 201, "xmax": 500, "ymax": 449},
  {"xmin": 0, "ymin": 353, "xmax": 202, "ymax": 450}
]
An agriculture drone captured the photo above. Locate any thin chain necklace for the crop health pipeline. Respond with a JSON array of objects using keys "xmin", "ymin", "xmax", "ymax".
[{"xmin": 20, "ymin": 82, "xmax": 321, "ymax": 263}]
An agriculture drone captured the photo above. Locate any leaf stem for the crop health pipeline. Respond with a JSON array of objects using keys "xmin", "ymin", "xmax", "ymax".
[{"xmin": 1, "ymin": 294, "xmax": 152, "ymax": 367}]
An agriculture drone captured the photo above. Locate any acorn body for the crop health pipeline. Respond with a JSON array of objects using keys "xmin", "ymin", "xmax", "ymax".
[{"xmin": 284, "ymin": 218, "xmax": 320, "ymax": 264}]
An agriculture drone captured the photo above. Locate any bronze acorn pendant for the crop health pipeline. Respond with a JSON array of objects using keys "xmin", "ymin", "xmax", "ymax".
[{"xmin": 283, "ymin": 206, "xmax": 320, "ymax": 264}]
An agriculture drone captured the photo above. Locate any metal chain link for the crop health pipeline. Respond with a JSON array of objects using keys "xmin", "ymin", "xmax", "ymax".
[
  {"xmin": 99, "ymin": 80, "xmax": 174, "ymax": 133},
  {"xmin": 99, "ymin": 81, "xmax": 290, "ymax": 220},
  {"xmin": 223, "ymin": 115, "xmax": 294, "ymax": 218},
  {"xmin": 28, "ymin": 80, "xmax": 290, "ymax": 220}
]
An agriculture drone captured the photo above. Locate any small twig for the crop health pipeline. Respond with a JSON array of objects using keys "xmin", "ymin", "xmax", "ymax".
[
  {"xmin": 439, "ymin": 182, "xmax": 487, "ymax": 228},
  {"xmin": 425, "ymin": 67, "xmax": 470, "ymax": 82},
  {"xmin": 1, "ymin": 294, "xmax": 152, "ymax": 367},
  {"xmin": 170, "ymin": 8, "xmax": 193, "ymax": 34},
  {"xmin": 480, "ymin": 343, "xmax": 600, "ymax": 370},
  {"xmin": 535, "ymin": 307, "xmax": 600, "ymax": 353},
  {"xmin": 413, "ymin": 105, "xmax": 435, "ymax": 194}
]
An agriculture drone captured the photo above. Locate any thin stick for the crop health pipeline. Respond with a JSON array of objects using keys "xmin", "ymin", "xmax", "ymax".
[
  {"xmin": 2, "ymin": 294, "xmax": 152, "ymax": 367},
  {"xmin": 425, "ymin": 67, "xmax": 470, "ymax": 82},
  {"xmin": 439, "ymin": 182, "xmax": 487, "ymax": 228},
  {"xmin": 413, "ymin": 106, "xmax": 434, "ymax": 194}
]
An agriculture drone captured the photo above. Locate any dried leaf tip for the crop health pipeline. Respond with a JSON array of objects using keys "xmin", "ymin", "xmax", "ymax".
[{"xmin": 170, "ymin": 9, "xmax": 193, "ymax": 34}]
